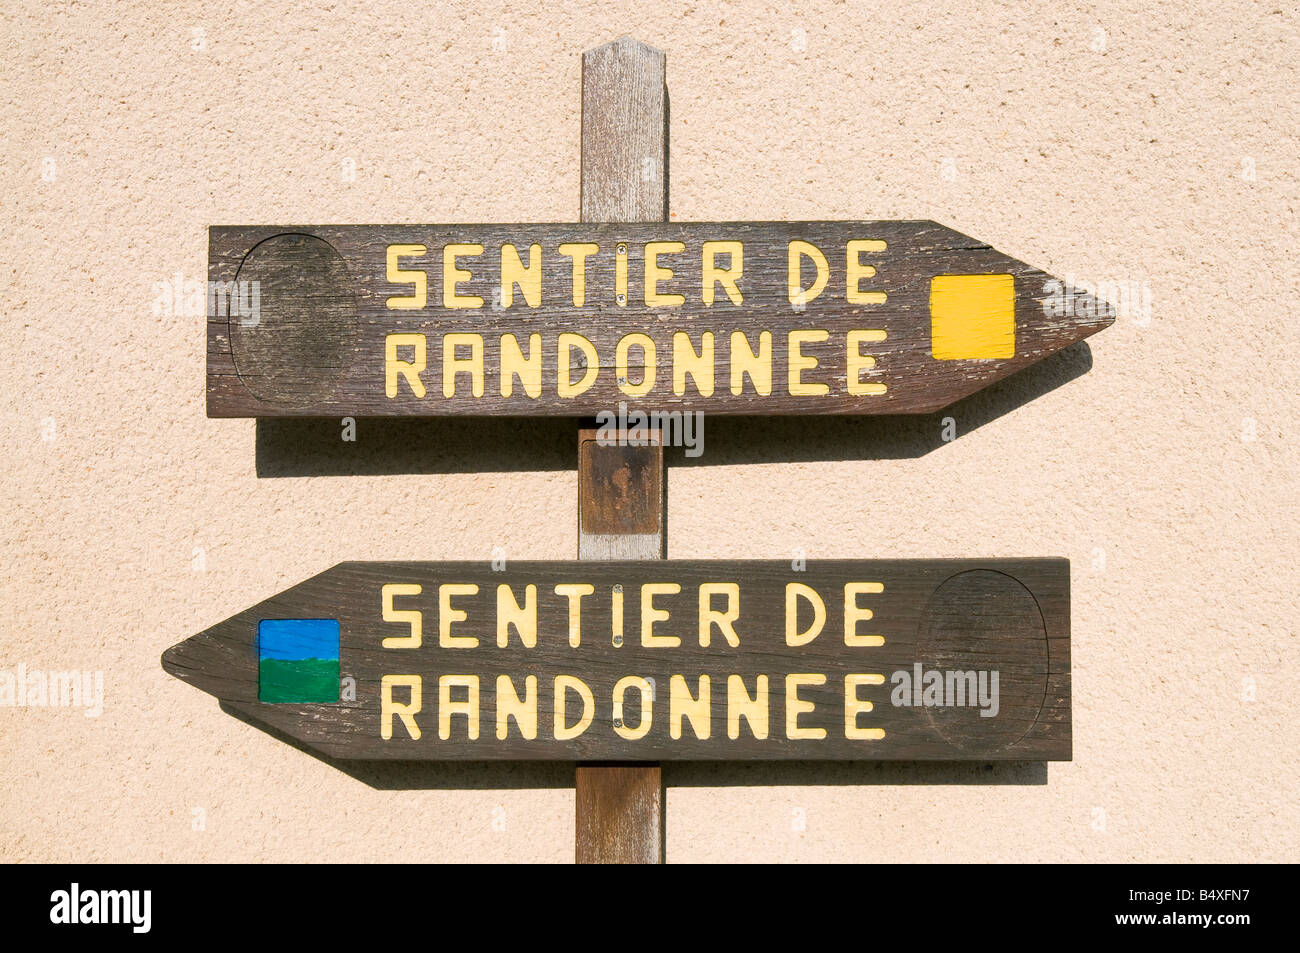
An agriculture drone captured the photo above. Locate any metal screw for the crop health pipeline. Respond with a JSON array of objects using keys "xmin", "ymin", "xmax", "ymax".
[
  {"xmin": 617, "ymin": 242, "xmax": 627, "ymax": 256},
  {"xmin": 616, "ymin": 293, "xmax": 626, "ymax": 305},
  {"xmin": 613, "ymin": 717, "xmax": 624, "ymax": 729},
  {"xmin": 613, "ymin": 634, "xmax": 624, "ymax": 647}
]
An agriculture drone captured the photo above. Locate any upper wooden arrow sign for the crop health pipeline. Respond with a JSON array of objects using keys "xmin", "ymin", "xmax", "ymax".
[
  {"xmin": 206, "ymin": 222, "xmax": 1112, "ymax": 417},
  {"xmin": 162, "ymin": 559, "xmax": 1070, "ymax": 761}
]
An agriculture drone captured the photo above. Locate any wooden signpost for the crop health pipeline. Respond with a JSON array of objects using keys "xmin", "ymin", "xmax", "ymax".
[
  {"xmin": 207, "ymin": 221, "xmax": 1111, "ymax": 417},
  {"xmin": 573, "ymin": 39, "xmax": 670, "ymax": 862},
  {"xmin": 167, "ymin": 37, "xmax": 1111, "ymax": 863},
  {"xmin": 162, "ymin": 560, "xmax": 1069, "ymax": 760}
]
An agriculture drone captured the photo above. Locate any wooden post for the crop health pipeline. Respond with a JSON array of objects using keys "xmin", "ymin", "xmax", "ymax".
[{"xmin": 574, "ymin": 36, "xmax": 667, "ymax": 864}]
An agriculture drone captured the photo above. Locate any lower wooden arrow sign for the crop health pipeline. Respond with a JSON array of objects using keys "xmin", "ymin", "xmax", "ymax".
[{"xmin": 162, "ymin": 559, "xmax": 1070, "ymax": 761}]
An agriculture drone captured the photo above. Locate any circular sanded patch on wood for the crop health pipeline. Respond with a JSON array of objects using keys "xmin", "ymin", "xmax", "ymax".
[
  {"xmin": 916, "ymin": 569, "xmax": 1048, "ymax": 753},
  {"xmin": 230, "ymin": 233, "xmax": 356, "ymax": 406}
]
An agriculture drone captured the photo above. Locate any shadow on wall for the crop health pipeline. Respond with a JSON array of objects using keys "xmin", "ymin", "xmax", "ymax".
[{"xmin": 253, "ymin": 342, "xmax": 1094, "ymax": 476}]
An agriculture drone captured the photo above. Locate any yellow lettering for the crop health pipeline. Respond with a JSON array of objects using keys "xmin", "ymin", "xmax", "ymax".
[
  {"xmin": 385, "ymin": 333, "xmax": 427, "ymax": 398},
  {"xmin": 558, "ymin": 242, "xmax": 598, "ymax": 306},
  {"xmin": 726, "ymin": 674, "xmax": 769, "ymax": 740},
  {"xmin": 847, "ymin": 329, "xmax": 888, "ymax": 396},
  {"xmin": 616, "ymin": 332, "xmax": 656, "ymax": 398},
  {"xmin": 786, "ymin": 582, "xmax": 826, "ymax": 646},
  {"xmin": 381, "ymin": 583, "xmax": 422, "ymax": 648},
  {"xmin": 730, "ymin": 330, "xmax": 772, "ymax": 396},
  {"xmin": 612, "ymin": 675, "xmax": 654, "ymax": 740},
  {"xmin": 496, "ymin": 584, "xmax": 537, "ymax": 648},
  {"xmin": 698, "ymin": 582, "xmax": 740, "ymax": 646},
  {"xmin": 672, "ymin": 331, "xmax": 715, "ymax": 397},
  {"xmin": 641, "ymin": 583, "xmax": 682, "ymax": 647},
  {"xmin": 500, "ymin": 333, "xmax": 542, "ymax": 398},
  {"xmin": 615, "ymin": 244, "xmax": 628, "ymax": 304},
  {"xmin": 702, "ymin": 240, "xmax": 743, "ymax": 305},
  {"xmin": 844, "ymin": 582, "xmax": 885, "ymax": 646},
  {"xmin": 555, "ymin": 584, "xmax": 594, "ymax": 647},
  {"xmin": 380, "ymin": 674, "xmax": 422, "ymax": 740},
  {"xmin": 438, "ymin": 674, "xmax": 479, "ymax": 740},
  {"xmin": 788, "ymin": 240, "xmax": 828, "ymax": 305},
  {"xmin": 500, "ymin": 243, "xmax": 542, "ymax": 308},
  {"xmin": 846, "ymin": 240, "xmax": 888, "ymax": 304},
  {"xmin": 785, "ymin": 673, "xmax": 826, "ymax": 740},
  {"xmin": 557, "ymin": 333, "xmax": 598, "ymax": 397},
  {"xmin": 442, "ymin": 332, "xmax": 484, "ymax": 398},
  {"xmin": 788, "ymin": 329, "xmax": 830, "ymax": 396},
  {"xmin": 439, "ymin": 583, "xmax": 479, "ymax": 648},
  {"xmin": 496, "ymin": 674, "xmax": 538, "ymax": 740},
  {"xmin": 611, "ymin": 586, "xmax": 624, "ymax": 646},
  {"xmin": 385, "ymin": 244, "xmax": 427, "ymax": 310},
  {"xmin": 443, "ymin": 243, "xmax": 484, "ymax": 308},
  {"xmin": 844, "ymin": 674, "xmax": 886, "ymax": 740},
  {"xmin": 645, "ymin": 241, "xmax": 685, "ymax": 307},
  {"xmin": 669, "ymin": 674, "xmax": 711, "ymax": 740},
  {"xmin": 554, "ymin": 675, "xmax": 594, "ymax": 740}
]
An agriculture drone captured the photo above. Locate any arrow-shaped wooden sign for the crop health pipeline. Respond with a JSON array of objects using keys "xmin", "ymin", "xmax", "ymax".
[
  {"xmin": 206, "ymin": 222, "xmax": 1112, "ymax": 417},
  {"xmin": 162, "ymin": 559, "xmax": 1070, "ymax": 761}
]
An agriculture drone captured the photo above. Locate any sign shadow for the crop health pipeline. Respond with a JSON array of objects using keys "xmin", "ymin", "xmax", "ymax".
[{"xmin": 253, "ymin": 341, "xmax": 1094, "ymax": 475}]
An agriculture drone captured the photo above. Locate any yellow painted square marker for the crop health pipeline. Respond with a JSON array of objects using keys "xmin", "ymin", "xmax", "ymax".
[{"xmin": 929, "ymin": 274, "xmax": 1016, "ymax": 359}]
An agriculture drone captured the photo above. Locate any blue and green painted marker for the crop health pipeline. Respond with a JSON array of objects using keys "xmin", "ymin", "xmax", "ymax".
[{"xmin": 257, "ymin": 619, "xmax": 339, "ymax": 703}]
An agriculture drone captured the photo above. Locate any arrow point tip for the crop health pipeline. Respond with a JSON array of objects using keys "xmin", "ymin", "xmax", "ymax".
[
  {"xmin": 160, "ymin": 642, "xmax": 184, "ymax": 677},
  {"xmin": 1055, "ymin": 286, "xmax": 1117, "ymax": 336}
]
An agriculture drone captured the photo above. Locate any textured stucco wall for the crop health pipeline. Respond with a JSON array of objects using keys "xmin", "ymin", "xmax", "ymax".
[{"xmin": 2, "ymin": 0, "xmax": 1296, "ymax": 862}]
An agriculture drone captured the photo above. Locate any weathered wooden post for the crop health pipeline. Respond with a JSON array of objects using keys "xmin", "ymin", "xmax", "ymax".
[{"xmin": 574, "ymin": 38, "xmax": 668, "ymax": 864}]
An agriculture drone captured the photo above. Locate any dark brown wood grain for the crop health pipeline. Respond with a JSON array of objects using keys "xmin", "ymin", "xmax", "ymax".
[
  {"xmin": 206, "ymin": 219, "xmax": 1113, "ymax": 417},
  {"xmin": 160, "ymin": 559, "xmax": 1072, "ymax": 762},
  {"xmin": 578, "ymin": 421, "xmax": 664, "ymax": 541}
]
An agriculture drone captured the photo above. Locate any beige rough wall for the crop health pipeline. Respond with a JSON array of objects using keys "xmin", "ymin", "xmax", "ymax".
[{"xmin": 1, "ymin": 0, "xmax": 1296, "ymax": 863}]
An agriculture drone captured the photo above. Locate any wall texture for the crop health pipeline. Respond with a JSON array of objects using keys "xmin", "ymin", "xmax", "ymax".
[{"xmin": 1, "ymin": 0, "xmax": 1295, "ymax": 862}]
